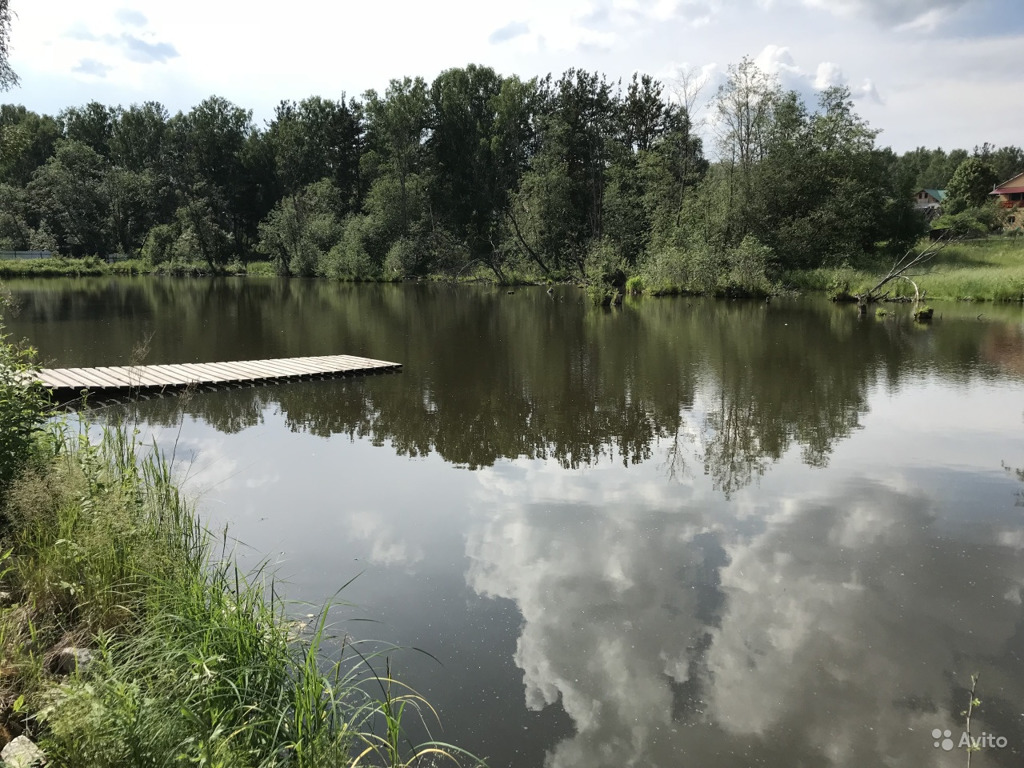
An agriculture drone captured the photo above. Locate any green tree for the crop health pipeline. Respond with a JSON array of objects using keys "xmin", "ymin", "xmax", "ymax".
[
  {"xmin": 257, "ymin": 179, "xmax": 343, "ymax": 276},
  {"xmin": 109, "ymin": 102, "xmax": 176, "ymax": 238},
  {"xmin": 141, "ymin": 222, "xmax": 176, "ymax": 266},
  {"xmin": 765, "ymin": 85, "xmax": 893, "ymax": 265},
  {"xmin": 363, "ymin": 78, "xmax": 430, "ymax": 234},
  {"xmin": 27, "ymin": 140, "xmax": 111, "ymax": 257},
  {"xmin": 483, "ymin": 74, "xmax": 545, "ymax": 279},
  {"xmin": 110, "ymin": 102, "xmax": 169, "ymax": 173},
  {"xmin": 0, "ymin": 182, "xmax": 31, "ymax": 249},
  {"xmin": 713, "ymin": 57, "xmax": 781, "ymax": 243},
  {"xmin": 427, "ymin": 65, "xmax": 504, "ymax": 267},
  {"xmin": 105, "ymin": 167, "xmax": 156, "ymax": 253},
  {"xmin": 604, "ymin": 74, "xmax": 707, "ymax": 264},
  {"xmin": 506, "ymin": 69, "xmax": 618, "ymax": 273},
  {"xmin": 917, "ymin": 148, "xmax": 967, "ymax": 190},
  {"xmin": 640, "ymin": 102, "xmax": 707, "ymax": 249},
  {"xmin": 172, "ymin": 192, "xmax": 231, "ymax": 269},
  {"xmin": 945, "ymin": 155, "xmax": 1000, "ymax": 214},
  {"xmin": 0, "ymin": 106, "xmax": 62, "ymax": 186},
  {"xmin": 0, "ymin": 0, "xmax": 16, "ymax": 91},
  {"xmin": 507, "ymin": 152, "xmax": 574, "ymax": 274},
  {"xmin": 973, "ymin": 142, "xmax": 1024, "ymax": 185},
  {"xmin": 60, "ymin": 101, "xmax": 121, "ymax": 158},
  {"xmin": 266, "ymin": 96, "xmax": 363, "ymax": 205},
  {"xmin": 164, "ymin": 97, "xmax": 264, "ymax": 262},
  {"xmin": 675, "ymin": 79, "xmax": 919, "ymax": 273}
]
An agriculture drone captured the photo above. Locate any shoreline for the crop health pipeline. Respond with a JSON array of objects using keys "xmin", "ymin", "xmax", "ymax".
[{"xmin": 0, "ymin": 334, "xmax": 480, "ymax": 766}]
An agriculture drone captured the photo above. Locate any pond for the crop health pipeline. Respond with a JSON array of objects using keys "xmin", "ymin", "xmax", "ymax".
[{"xmin": 5, "ymin": 277, "xmax": 1024, "ymax": 768}]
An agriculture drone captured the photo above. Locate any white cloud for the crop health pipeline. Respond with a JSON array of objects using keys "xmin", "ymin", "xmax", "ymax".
[
  {"xmin": 5, "ymin": 0, "xmax": 1023, "ymax": 152},
  {"xmin": 813, "ymin": 61, "xmax": 843, "ymax": 90},
  {"xmin": 466, "ymin": 460, "xmax": 720, "ymax": 765},
  {"xmin": 855, "ymin": 77, "xmax": 881, "ymax": 104},
  {"xmin": 753, "ymin": 44, "xmax": 881, "ymax": 108},
  {"xmin": 799, "ymin": 0, "xmax": 970, "ymax": 28},
  {"xmin": 465, "ymin": 464, "xmax": 1024, "ymax": 766},
  {"xmin": 114, "ymin": 8, "xmax": 147, "ymax": 27},
  {"xmin": 71, "ymin": 58, "xmax": 111, "ymax": 79},
  {"xmin": 489, "ymin": 21, "xmax": 530, "ymax": 44},
  {"xmin": 347, "ymin": 512, "xmax": 425, "ymax": 568}
]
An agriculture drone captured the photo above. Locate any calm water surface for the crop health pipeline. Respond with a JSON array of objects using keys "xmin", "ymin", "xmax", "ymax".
[{"xmin": 6, "ymin": 277, "xmax": 1024, "ymax": 768}]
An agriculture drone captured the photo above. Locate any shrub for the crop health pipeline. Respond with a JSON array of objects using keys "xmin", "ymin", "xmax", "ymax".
[
  {"xmin": 383, "ymin": 237, "xmax": 419, "ymax": 280},
  {"xmin": 720, "ymin": 236, "xmax": 776, "ymax": 297},
  {"xmin": 243, "ymin": 260, "xmax": 276, "ymax": 277},
  {"xmin": 583, "ymin": 239, "xmax": 625, "ymax": 288},
  {"xmin": 0, "ymin": 315, "xmax": 49, "ymax": 497},
  {"xmin": 323, "ymin": 216, "xmax": 380, "ymax": 281},
  {"xmin": 932, "ymin": 204, "xmax": 1005, "ymax": 238},
  {"xmin": 424, "ymin": 228, "xmax": 472, "ymax": 278},
  {"xmin": 141, "ymin": 225, "xmax": 176, "ymax": 267},
  {"xmin": 639, "ymin": 247, "xmax": 693, "ymax": 295}
]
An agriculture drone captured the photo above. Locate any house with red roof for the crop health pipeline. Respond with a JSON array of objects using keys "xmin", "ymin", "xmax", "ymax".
[{"xmin": 990, "ymin": 172, "xmax": 1024, "ymax": 231}]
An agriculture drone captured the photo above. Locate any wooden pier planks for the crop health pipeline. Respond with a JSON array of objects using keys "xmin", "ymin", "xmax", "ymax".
[{"xmin": 34, "ymin": 354, "xmax": 401, "ymax": 394}]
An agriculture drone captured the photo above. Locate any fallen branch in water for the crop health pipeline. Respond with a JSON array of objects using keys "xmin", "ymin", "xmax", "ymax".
[{"xmin": 856, "ymin": 237, "xmax": 959, "ymax": 308}]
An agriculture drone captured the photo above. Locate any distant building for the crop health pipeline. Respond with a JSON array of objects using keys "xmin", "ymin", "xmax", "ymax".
[
  {"xmin": 990, "ymin": 172, "xmax": 1024, "ymax": 231},
  {"xmin": 913, "ymin": 188, "xmax": 946, "ymax": 219}
]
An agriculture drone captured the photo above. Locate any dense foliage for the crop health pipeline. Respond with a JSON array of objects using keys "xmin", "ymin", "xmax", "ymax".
[
  {"xmin": 0, "ymin": 60, "xmax": 1019, "ymax": 288},
  {"xmin": 0, "ymin": 321, "xmax": 47, "ymax": 495},
  {"xmin": 0, "ymin": 0, "xmax": 14, "ymax": 92}
]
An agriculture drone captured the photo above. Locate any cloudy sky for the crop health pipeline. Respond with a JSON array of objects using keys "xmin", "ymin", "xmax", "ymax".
[{"xmin": 5, "ymin": 0, "xmax": 1023, "ymax": 153}]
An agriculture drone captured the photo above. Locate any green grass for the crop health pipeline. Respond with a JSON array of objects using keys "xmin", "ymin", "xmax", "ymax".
[
  {"xmin": 784, "ymin": 237, "xmax": 1024, "ymax": 302},
  {"xmin": 108, "ymin": 259, "xmax": 148, "ymax": 276},
  {"xmin": 0, "ymin": 421, "xmax": 480, "ymax": 767},
  {"xmin": 0, "ymin": 258, "xmax": 111, "ymax": 278},
  {"xmin": 0, "ymin": 258, "xmax": 285, "ymax": 280},
  {"xmin": 0, "ymin": 321, "xmax": 481, "ymax": 766},
  {"xmin": 782, "ymin": 264, "xmax": 878, "ymax": 296},
  {"xmin": 243, "ymin": 260, "xmax": 278, "ymax": 277}
]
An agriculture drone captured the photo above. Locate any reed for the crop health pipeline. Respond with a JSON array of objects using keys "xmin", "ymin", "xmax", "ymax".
[{"xmin": 0, "ymin": 320, "xmax": 481, "ymax": 767}]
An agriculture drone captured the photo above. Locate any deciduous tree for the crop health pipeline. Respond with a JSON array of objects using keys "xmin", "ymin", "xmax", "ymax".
[
  {"xmin": 257, "ymin": 179, "xmax": 343, "ymax": 276},
  {"xmin": 0, "ymin": 0, "xmax": 15, "ymax": 91},
  {"xmin": 27, "ymin": 140, "xmax": 111, "ymax": 257},
  {"xmin": 945, "ymin": 155, "xmax": 1000, "ymax": 214}
]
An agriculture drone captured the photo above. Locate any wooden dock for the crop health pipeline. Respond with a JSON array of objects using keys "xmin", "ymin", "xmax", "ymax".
[{"xmin": 34, "ymin": 354, "xmax": 401, "ymax": 397}]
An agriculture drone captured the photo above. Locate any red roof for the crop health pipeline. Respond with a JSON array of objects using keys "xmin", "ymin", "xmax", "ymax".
[{"xmin": 991, "ymin": 171, "xmax": 1024, "ymax": 195}]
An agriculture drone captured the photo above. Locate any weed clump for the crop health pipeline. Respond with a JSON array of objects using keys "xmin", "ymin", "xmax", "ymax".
[{"xmin": 0, "ymin": 318, "xmax": 480, "ymax": 766}]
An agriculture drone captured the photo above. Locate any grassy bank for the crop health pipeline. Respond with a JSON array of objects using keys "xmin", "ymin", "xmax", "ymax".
[
  {"xmin": 7, "ymin": 236, "xmax": 1022, "ymax": 303},
  {"xmin": 0, "ymin": 331, "xmax": 478, "ymax": 766},
  {"xmin": 0, "ymin": 257, "xmax": 122, "ymax": 278},
  {"xmin": 783, "ymin": 237, "xmax": 1024, "ymax": 302},
  {"xmin": 0, "ymin": 258, "xmax": 263, "ymax": 279}
]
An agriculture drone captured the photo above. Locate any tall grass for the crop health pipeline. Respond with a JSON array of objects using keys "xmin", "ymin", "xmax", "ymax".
[
  {"xmin": 0, "ymin": 258, "xmax": 110, "ymax": 278},
  {"xmin": 784, "ymin": 237, "xmax": 1024, "ymax": 301},
  {"xmin": 0, "ymin": 417, "xmax": 481, "ymax": 765}
]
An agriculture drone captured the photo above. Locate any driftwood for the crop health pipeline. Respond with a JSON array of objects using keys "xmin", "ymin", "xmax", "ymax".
[{"xmin": 857, "ymin": 237, "xmax": 958, "ymax": 306}]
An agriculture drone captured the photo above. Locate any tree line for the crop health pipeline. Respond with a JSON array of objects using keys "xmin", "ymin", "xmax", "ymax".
[{"xmin": 0, "ymin": 59, "xmax": 1019, "ymax": 289}]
